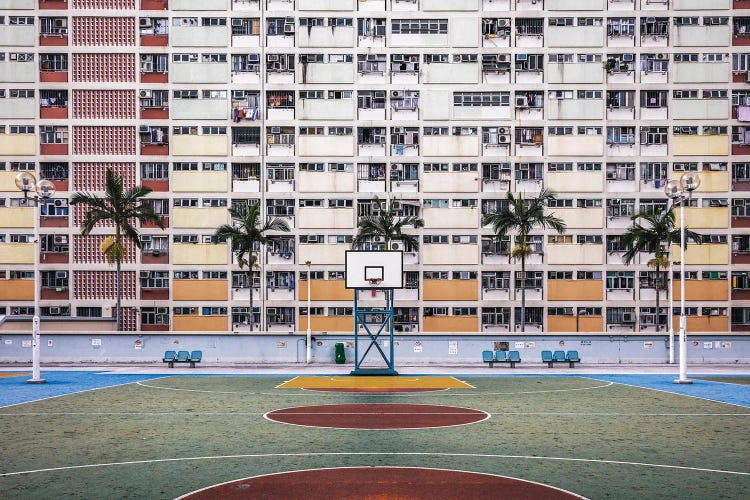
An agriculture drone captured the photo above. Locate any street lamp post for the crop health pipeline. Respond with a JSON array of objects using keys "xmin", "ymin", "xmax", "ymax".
[
  {"xmin": 664, "ymin": 172, "xmax": 700, "ymax": 384},
  {"xmin": 15, "ymin": 172, "xmax": 56, "ymax": 384},
  {"xmin": 305, "ymin": 260, "xmax": 312, "ymax": 364}
]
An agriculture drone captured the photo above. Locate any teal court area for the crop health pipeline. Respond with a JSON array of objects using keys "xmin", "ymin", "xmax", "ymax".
[{"xmin": 0, "ymin": 367, "xmax": 748, "ymax": 499}]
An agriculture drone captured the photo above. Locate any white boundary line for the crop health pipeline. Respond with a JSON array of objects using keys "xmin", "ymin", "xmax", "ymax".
[
  {"xmin": 174, "ymin": 466, "xmax": 588, "ymax": 500},
  {"xmin": 581, "ymin": 376, "xmax": 750, "ymax": 409},
  {"xmin": 136, "ymin": 379, "xmax": 615, "ymax": 396},
  {"xmin": 263, "ymin": 403, "xmax": 491, "ymax": 431},
  {"xmin": 0, "ymin": 411, "xmax": 747, "ymax": 417},
  {"xmin": 1, "ymin": 452, "xmax": 748, "ymax": 478}
]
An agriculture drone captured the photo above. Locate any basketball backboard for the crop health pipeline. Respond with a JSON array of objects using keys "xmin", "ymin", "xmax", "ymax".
[{"xmin": 345, "ymin": 250, "xmax": 404, "ymax": 289}]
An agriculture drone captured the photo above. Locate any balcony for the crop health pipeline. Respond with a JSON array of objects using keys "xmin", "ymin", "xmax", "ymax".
[
  {"xmin": 547, "ymin": 98, "xmax": 603, "ymax": 120},
  {"xmin": 422, "ymin": 62, "xmax": 479, "ymax": 84},
  {"xmin": 0, "ymin": 243, "xmax": 34, "ymax": 264},
  {"xmin": 548, "ymin": 135, "xmax": 604, "ymax": 157},
  {"xmin": 299, "ymin": 99, "xmax": 354, "ymax": 121},
  {"xmin": 173, "ymin": 279, "xmax": 227, "ymax": 301},
  {"xmin": 548, "ymin": 280, "xmax": 603, "ymax": 301},
  {"xmin": 672, "ymin": 244, "xmax": 729, "ymax": 265},
  {"xmin": 172, "ymin": 62, "xmax": 228, "ymax": 84},
  {"xmin": 173, "ymin": 135, "xmax": 227, "ymax": 156},
  {"xmin": 298, "ymin": 171, "xmax": 353, "ymax": 193},
  {"xmin": 300, "ymin": 62, "xmax": 354, "ymax": 84},
  {"xmin": 172, "ymin": 207, "xmax": 227, "ymax": 229},
  {"xmin": 546, "ymin": 172, "xmax": 603, "ymax": 193},
  {"xmin": 0, "ymin": 207, "xmax": 34, "ymax": 228},
  {"xmin": 673, "ymin": 135, "xmax": 729, "ymax": 156},
  {"xmin": 0, "ymin": 58, "xmax": 35, "ymax": 83},
  {"xmin": 0, "ymin": 23, "xmax": 35, "ymax": 46},
  {"xmin": 141, "ymin": 0, "xmax": 167, "ymax": 8},
  {"xmin": 173, "ymin": 315, "xmax": 228, "ymax": 332},
  {"xmin": 173, "ymin": 243, "xmax": 228, "ymax": 265},
  {"xmin": 424, "ymin": 280, "xmax": 478, "ymax": 301},
  {"xmin": 298, "ymin": 279, "xmax": 352, "ymax": 301},
  {"xmin": 546, "ymin": 244, "xmax": 604, "ymax": 265},
  {"xmin": 172, "ymin": 99, "xmax": 228, "ymax": 121},
  {"xmin": 423, "ymin": 315, "xmax": 479, "ymax": 333},
  {"xmin": 0, "ymin": 97, "xmax": 35, "ymax": 119},
  {"xmin": 549, "ymin": 207, "xmax": 604, "ymax": 229},
  {"xmin": 298, "ymin": 25, "xmax": 354, "ymax": 48},
  {"xmin": 423, "ymin": 244, "xmax": 478, "ymax": 265},
  {"xmin": 422, "ymin": 135, "xmax": 479, "ymax": 157},
  {"xmin": 547, "ymin": 25, "xmax": 604, "ymax": 48},
  {"xmin": 298, "ymin": 136, "xmax": 354, "ymax": 157},
  {"xmin": 297, "ymin": 243, "xmax": 347, "ymax": 265},
  {"xmin": 675, "ymin": 24, "xmax": 731, "ymax": 47},
  {"xmin": 673, "ymin": 62, "xmax": 730, "ymax": 84},
  {"xmin": 298, "ymin": 208, "xmax": 353, "ymax": 229},
  {"xmin": 173, "ymin": 170, "xmax": 227, "ymax": 193},
  {"xmin": 171, "ymin": 25, "xmax": 228, "ymax": 48},
  {"xmin": 0, "ymin": 278, "xmax": 33, "ymax": 300}
]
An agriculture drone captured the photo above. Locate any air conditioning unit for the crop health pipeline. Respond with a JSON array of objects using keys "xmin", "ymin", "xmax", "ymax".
[
  {"xmin": 497, "ymin": 54, "xmax": 508, "ymax": 63},
  {"xmin": 140, "ymin": 55, "xmax": 150, "ymax": 61},
  {"xmin": 53, "ymin": 235, "xmax": 67, "ymax": 244},
  {"xmin": 140, "ymin": 271, "xmax": 150, "ymax": 279},
  {"xmin": 498, "ymin": 134, "xmax": 510, "ymax": 143},
  {"xmin": 391, "ymin": 241, "xmax": 404, "ymax": 251},
  {"xmin": 373, "ymin": 236, "xmax": 383, "ymax": 243},
  {"xmin": 498, "ymin": 127, "xmax": 507, "ymax": 134},
  {"xmin": 623, "ymin": 53, "xmax": 634, "ymax": 62},
  {"xmin": 516, "ymin": 95, "xmax": 529, "ymax": 108},
  {"xmin": 267, "ymin": 54, "xmax": 279, "ymax": 62},
  {"xmin": 391, "ymin": 90, "xmax": 403, "ymax": 98},
  {"xmin": 139, "ymin": 18, "xmax": 153, "ymax": 28},
  {"xmin": 366, "ymin": 55, "xmax": 378, "ymax": 62},
  {"xmin": 392, "ymin": 54, "xmax": 404, "ymax": 62},
  {"xmin": 270, "ymin": 126, "xmax": 281, "ymax": 134},
  {"xmin": 498, "ymin": 19, "xmax": 509, "ymax": 28},
  {"xmin": 48, "ymin": 307, "xmax": 61, "ymax": 315},
  {"xmin": 232, "ymin": 19, "xmax": 243, "ymax": 27},
  {"xmin": 139, "ymin": 90, "xmax": 152, "ymax": 99},
  {"xmin": 284, "ymin": 24, "xmax": 294, "ymax": 34},
  {"xmin": 55, "ymin": 271, "xmax": 67, "ymax": 279},
  {"xmin": 139, "ymin": 125, "xmax": 151, "ymax": 134},
  {"xmin": 655, "ymin": 53, "xmax": 666, "ymax": 60},
  {"xmin": 622, "ymin": 312, "xmax": 636, "ymax": 323}
]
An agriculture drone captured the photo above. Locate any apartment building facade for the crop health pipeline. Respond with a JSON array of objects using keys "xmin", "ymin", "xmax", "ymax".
[{"xmin": 0, "ymin": 0, "xmax": 749, "ymax": 335}]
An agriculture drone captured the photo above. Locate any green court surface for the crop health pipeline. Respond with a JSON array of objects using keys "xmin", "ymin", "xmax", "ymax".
[{"xmin": 1, "ymin": 375, "xmax": 748, "ymax": 499}]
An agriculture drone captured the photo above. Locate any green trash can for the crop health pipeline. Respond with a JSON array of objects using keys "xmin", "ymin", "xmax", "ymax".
[{"xmin": 335, "ymin": 343, "xmax": 345, "ymax": 364}]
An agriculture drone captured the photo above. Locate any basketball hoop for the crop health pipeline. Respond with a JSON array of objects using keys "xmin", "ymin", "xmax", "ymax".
[{"xmin": 368, "ymin": 278, "xmax": 382, "ymax": 297}]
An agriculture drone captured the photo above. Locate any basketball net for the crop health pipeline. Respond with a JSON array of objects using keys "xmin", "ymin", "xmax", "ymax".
[{"xmin": 368, "ymin": 279, "xmax": 382, "ymax": 297}]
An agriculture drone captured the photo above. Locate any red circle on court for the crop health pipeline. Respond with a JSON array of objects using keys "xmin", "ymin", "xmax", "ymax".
[
  {"xmin": 180, "ymin": 467, "xmax": 583, "ymax": 499},
  {"xmin": 264, "ymin": 403, "xmax": 488, "ymax": 429}
]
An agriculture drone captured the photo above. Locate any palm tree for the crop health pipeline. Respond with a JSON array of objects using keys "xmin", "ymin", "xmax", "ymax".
[
  {"xmin": 352, "ymin": 195, "xmax": 424, "ymax": 251},
  {"xmin": 214, "ymin": 202, "xmax": 290, "ymax": 332},
  {"xmin": 481, "ymin": 189, "xmax": 566, "ymax": 333},
  {"xmin": 621, "ymin": 209, "xmax": 701, "ymax": 332},
  {"xmin": 70, "ymin": 169, "xmax": 164, "ymax": 331}
]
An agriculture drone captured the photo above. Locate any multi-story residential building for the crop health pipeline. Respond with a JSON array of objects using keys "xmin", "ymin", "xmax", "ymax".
[{"xmin": 0, "ymin": 0, "xmax": 749, "ymax": 335}]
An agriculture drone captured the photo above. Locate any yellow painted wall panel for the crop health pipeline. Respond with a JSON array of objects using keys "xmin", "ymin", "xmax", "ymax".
[
  {"xmin": 0, "ymin": 171, "xmax": 23, "ymax": 192},
  {"xmin": 670, "ymin": 171, "xmax": 728, "ymax": 193},
  {"xmin": 547, "ymin": 244, "xmax": 604, "ymax": 265},
  {"xmin": 173, "ymin": 243, "xmax": 228, "ymax": 265},
  {"xmin": 677, "ymin": 207, "xmax": 728, "ymax": 229},
  {"xmin": 423, "ymin": 316, "xmax": 479, "ymax": 332},
  {"xmin": 173, "ymin": 315, "xmax": 228, "ymax": 332},
  {"xmin": 0, "ymin": 279, "xmax": 33, "ymax": 300},
  {"xmin": 672, "ymin": 244, "xmax": 728, "ymax": 265},
  {"xmin": 672, "ymin": 280, "xmax": 728, "ymax": 301},
  {"xmin": 0, "ymin": 243, "xmax": 34, "ymax": 264},
  {"xmin": 0, "ymin": 134, "xmax": 35, "ymax": 155},
  {"xmin": 172, "ymin": 207, "xmax": 227, "ymax": 229},
  {"xmin": 578, "ymin": 316, "xmax": 604, "ymax": 332},
  {"xmin": 299, "ymin": 280, "xmax": 353, "ymax": 301},
  {"xmin": 675, "ymin": 316, "xmax": 729, "ymax": 333},
  {"xmin": 172, "ymin": 135, "xmax": 228, "ymax": 156},
  {"xmin": 173, "ymin": 171, "xmax": 228, "ymax": 192},
  {"xmin": 672, "ymin": 136, "xmax": 728, "ymax": 156},
  {"xmin": 173, "ymin": 279, "xmax": 228, "ymax": 301},
  {"xmin": 546, "ymin": 172, "xmax": 603, "ymax": 193},
  {"xmin": 548, "ymin": 280, "xmax": 603, "ymax": 301},
  {"xmin": 423, "ymin": 244, "xmax": 478, "ymax": 265},
  {"xmin": 300, "ymin": 316, "xmax": 353, "ymax": 332},
  {"xmin": 548, "ymin": 316, "xmax": 577, "ymax": 332},
  {"xmin": 423, "ymin": 280, "xmax": 478, "ymax": 301},
  {"xmin": 0, "ymin": 207, "xmax": 34, "ymax": 228}
]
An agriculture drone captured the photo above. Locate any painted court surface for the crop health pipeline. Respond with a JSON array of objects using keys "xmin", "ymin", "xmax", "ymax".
[{"xmin": 0, "ymin": 370, "xmax": 749, "ymax": 499}]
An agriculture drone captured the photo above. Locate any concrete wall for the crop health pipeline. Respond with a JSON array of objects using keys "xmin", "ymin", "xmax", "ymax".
[{"xmin": 0, "ymin": 333, "xmax": 748, "ymax": 364}]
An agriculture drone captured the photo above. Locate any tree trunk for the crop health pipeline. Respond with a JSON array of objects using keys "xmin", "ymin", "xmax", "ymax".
[
  {"xmin": 249, "ymin": 271, "xmax": 254, "ymax": 333},
  {"xmin": 655, "ymin": 264, "xmax": 660, "ymax": 333},
  {"xmin": 115, "ymin": 258, "xmax": 121, "ymax": 331},
  {"xmin": 520, "ymin": 255, "xmax": 526, "ymax": 333}
]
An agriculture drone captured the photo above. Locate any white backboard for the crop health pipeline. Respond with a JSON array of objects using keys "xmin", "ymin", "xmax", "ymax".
[{"xmin": 345, "ymin": 250, "xmax": 404, "ymax": 289}]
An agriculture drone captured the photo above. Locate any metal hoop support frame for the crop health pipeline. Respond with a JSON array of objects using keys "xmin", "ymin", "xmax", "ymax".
[{"xmin": 352, "ymin": 284, "xmax": 398, "ymax": 376}]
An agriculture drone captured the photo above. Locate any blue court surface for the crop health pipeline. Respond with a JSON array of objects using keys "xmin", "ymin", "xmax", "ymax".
[
  {"xmin": 0, "ymin": 371, "xmax": 164, "ymax": 408},
  {"xmin": 1, "ymin": 370, "xmax": 749, "ymax": 408},
  {"xmin": 586, "ymin": 374, "xmax": 750, "ymax": 408}
]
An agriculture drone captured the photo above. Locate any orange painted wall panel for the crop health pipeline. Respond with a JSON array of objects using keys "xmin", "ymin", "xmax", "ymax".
[
  {"xmin": 423, "ymin": 280, "xmax": 478, "ymax": 301},
  {"xmin": 0, "ymin": 280, "xmax": 33, "ymax": 300},
  {"xmin": 675, "ymin": 316, "xmax": 730, "ymax": 333},
  {"xmin": 173, "ymin": 280, "xmax": 227, "ymax": 301},
  {"xmin": 173, "ymin": 315, "xmax": 228, "ymax": 332},
  {"xmin": 548, "ymin": 280, "xmax": 603, "ymax": 301},
  {"xmin": 548, "ymin": 316, "xmax": 576, "ymax": 332},
  {"xmin": 298, "ymin": 280, "xmax": 353, "ymax": 301},
  {"xmin": 423, "ymin": 316, "xmax": 479, "ymax": 332},
  {"xmin": 672, "ymin": 280, "xmax": 728, "ymax": 301}
]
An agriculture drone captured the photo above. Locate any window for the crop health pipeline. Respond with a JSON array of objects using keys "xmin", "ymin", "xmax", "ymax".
[
  {"xmin": 391, "ymin": 19, "xmax": 448, "ymax": 35},
  {"xmin": 142, "ymin": 307, "xmax": 169, "ymax": 326}
]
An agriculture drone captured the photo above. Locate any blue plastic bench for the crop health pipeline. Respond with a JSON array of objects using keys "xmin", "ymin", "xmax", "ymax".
[
  {"xmin": 566, "ymin": 350, "xmax": 581, "ymax": 368},
  {"xmin": 162, "ymin": 350, "xmax": 177, "ymax": 368},
  {"xmin": 507, "ymin": 350, "xmax": 521, "ymax": 368},
  {"xmin": 495, "ymin": 350, "xmax": 507, "ymax": 365},
  {"xmin": 541, "ymin": 350, "xmax": 554, "ymax": 368},
  {"xmin": 553, "ymin": 350, "xmax": 567, "ymax": 366},
  {"xmin": 482, "ymin": 350, "xmax": 495, "ymax": 367},
  {"xmin": 189, "ymin": 350, "xmax": 202, "ymax": 368}
]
